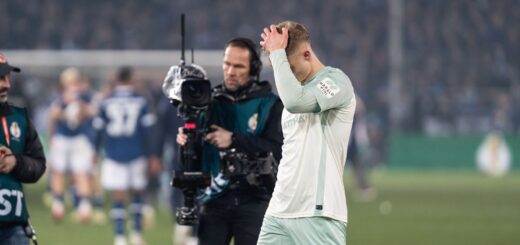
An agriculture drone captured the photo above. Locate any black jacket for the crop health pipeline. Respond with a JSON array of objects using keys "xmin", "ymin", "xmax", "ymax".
[
  {"xmin": 0, "ymin": 103, "xmax": 46, "ymax": 183},
  {"xmin": 212, "ymin": 80, "xmax": 284, "ymax": 162}
]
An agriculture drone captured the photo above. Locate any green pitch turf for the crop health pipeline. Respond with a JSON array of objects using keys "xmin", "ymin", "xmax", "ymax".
[
  {"xmin": 346, "ymin": 171, "xmax": 520, "ymax": 245},
  {"xmin": 23, "ymin": 171, "xmax": 520, "ymax": 244}
]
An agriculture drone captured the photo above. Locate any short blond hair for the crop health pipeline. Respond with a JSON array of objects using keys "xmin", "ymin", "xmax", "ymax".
[
  {"xmin": 60, "ymin": 67, "xmax": 81, "ymax": 87},
  {"xmin": 276, "ymin": 21, "xmax": 310, "ymax": 55}
]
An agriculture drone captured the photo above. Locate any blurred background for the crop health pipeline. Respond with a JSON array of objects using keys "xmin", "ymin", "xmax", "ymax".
[{"xmin": 1, "ymin": 0, "xmax": 519, "ymax": 244}]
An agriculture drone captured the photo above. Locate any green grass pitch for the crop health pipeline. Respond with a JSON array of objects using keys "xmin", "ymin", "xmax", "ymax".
[{"xmin": 23, "ymin": 171, "xmax": 520, "ymax": 244}]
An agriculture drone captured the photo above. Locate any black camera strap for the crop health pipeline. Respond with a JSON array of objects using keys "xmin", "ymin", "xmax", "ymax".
[{"xmin": 22, "ymin": 220, "xmax": 38, "ymax": 245}]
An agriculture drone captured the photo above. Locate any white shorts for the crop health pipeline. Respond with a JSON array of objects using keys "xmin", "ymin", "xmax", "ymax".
[
  {"xmin": 101, "ymin": 157, "xmax": 147, "ymax": 191},
  {"xmin": 258, "ymin": 215, "xmax": 347, "ymax": 245},
  {"xmin": 49, "ymin": 134, "xmax": 94, "ymax": 174}
]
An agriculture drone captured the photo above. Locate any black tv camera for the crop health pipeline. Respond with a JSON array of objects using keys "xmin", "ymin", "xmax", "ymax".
[
  {"xmin": 162, "ymin": 14, "xmax": 212, "ymax": 226},
  {"xmin": 163, "ymin": 63, "xmax": 212, "ymax": 225}
]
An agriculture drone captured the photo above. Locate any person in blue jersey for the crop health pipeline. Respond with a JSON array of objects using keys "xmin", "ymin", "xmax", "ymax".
[
  {"xmin": 176, "ymin": 38, "xmax": 283, "ymax": 245},
  {"xmin": 0, "ymin": 53, "xmax": 46, "ymax": 245},
  {"xmin": 48, "ymin": 67, "xmax": 96, "ymax": 223},
  {"xmin": 258, "ymin": 21, "xmax": 356, "ymax": 245},
  {"xmin": 93, "ymin": 67, "xmax": 161, "ymax": 245}
]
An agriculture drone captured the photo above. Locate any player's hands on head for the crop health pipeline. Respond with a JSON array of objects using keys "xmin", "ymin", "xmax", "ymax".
[{"xmin": 260, "ymin": 25, "xmax": 288, "ymax": 54}]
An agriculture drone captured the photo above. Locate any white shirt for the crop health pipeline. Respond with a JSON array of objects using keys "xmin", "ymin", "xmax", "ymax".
[{"xmin": 266, "ymin": 50, "xmax": 355, "ymax": 223}]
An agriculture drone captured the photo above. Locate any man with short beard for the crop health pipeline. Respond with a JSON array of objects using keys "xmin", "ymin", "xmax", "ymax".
[{"xmin": 0, "ymin": 53, "xmax": 46, "ymax": 244}]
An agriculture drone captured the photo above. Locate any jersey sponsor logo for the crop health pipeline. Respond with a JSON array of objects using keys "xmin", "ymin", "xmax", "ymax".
[
  {"xmin": 0, "ymin": 189, "xmax": 24, "ymax": 217},
  {"xmin": 317, "ymin": 78, "xmax": 340, "ymax": 98},
  {"xmin": 9, "ymin": 122, "xmax": 21, "ymax": 141},
  {"xmin": 248, "ymin": 113, "xmax": 258, "ymax": 132},
  {"xmin": 282, "ymin": 113, "xmax": 307, "ymax": 130}
]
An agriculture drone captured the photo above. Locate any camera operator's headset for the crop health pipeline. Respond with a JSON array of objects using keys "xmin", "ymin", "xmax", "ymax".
[{"xmin": 226, "ymin": 37, "xmax": 263, "ymax": 80}]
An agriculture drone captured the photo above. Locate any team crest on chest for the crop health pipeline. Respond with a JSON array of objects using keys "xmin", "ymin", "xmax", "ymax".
[
  {"xmin": 247, "ymin": 113, "xmax": 258, "ymax": 132},
  {"xmin": 10, "ymin": 122, "xmax": 21, "ymax": 140}
]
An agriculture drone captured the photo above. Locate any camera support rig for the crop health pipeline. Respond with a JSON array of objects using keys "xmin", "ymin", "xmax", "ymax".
[
  {"xmin": 172, "ymin": 117, "xmax": 211, "ymax": 225},
  {"xmin": 163, "ymin": 14, "xmax": 212, "ymax": 225}
]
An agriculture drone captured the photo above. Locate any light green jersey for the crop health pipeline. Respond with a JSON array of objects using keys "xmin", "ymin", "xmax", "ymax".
[{"xmin": 267, "ymin": 50, "xmax": 355, "ymax": 223}]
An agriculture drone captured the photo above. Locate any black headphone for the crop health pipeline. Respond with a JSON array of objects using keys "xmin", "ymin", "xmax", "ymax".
[{"xmin": 226, "ymin": 37, "xmax": 262, "ymax": 78}]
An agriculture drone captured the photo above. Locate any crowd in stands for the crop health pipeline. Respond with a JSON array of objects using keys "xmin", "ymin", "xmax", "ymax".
[
  {"xmin": 2, "ymin": 0, "xmax": 519, "ymax": 136},
  {"xmin": 404, "ymin": 0, "xmax": 519, "ymax": 135}
]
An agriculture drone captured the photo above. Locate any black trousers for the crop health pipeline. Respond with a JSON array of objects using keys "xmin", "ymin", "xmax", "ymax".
[{"xmin": 198, "ymin": 190, "xmax": 270, "ymax": 245}]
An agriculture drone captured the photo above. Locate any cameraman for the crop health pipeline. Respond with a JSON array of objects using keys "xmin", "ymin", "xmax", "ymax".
[{"xmin": 176, "ymin": 38, "xmax": 283, "ymax": 245}]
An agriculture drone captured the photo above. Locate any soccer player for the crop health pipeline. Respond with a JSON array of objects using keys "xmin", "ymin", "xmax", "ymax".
[
  {"xmin": 93, "ymin": 67, "xmax": 160, "ymax": 245},
  {"xmin": 48, "ymin": 68, "xmax": 96, "ymax": 223},
  {"xmin": 258, "ymin": 21, "xmax": 356, "ymax": 244}
]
